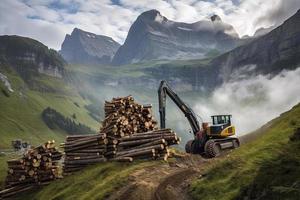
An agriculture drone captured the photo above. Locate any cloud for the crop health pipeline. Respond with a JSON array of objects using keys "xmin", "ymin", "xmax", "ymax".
[
  {"xmin": 194, "ymin": 67, "xmax": 300, "ymax": 136},
  {"xmin": 153, "ymin": 67, "xmax": 300, "ymax": 149},
  {"xmin": 253, "ymin": 0, "xmax": 300, "ymax": 28},
  {"xmin": 0, "ymin": 0, "xmax": 299, "ymax": 49}
]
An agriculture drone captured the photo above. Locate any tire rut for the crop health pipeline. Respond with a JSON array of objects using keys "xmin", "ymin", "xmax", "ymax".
[{"xmin": 154, "ymin": 168, "xmax": 197, "ymax": 200}]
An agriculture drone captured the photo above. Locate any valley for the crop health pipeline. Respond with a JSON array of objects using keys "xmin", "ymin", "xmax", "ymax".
[{"xmin": 0, "ymin": 3, "xmax": 299, "ymax": 200}]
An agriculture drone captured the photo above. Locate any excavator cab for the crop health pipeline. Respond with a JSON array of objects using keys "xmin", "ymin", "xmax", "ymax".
[
  {"xmin": 211, "ymin": 115, "xmax": 231, "ymax": 126},
  {"xmin": 207, "ymin": 115, "xmax": 235, "ymax": 137}
]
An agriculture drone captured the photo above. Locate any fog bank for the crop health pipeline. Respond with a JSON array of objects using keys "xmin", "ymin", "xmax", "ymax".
[{"xmin": 194, "ymin": 67, "xmax": 300, "ymax": 136}]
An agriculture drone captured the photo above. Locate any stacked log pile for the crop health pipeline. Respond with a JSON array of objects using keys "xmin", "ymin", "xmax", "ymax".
[
  {"xmin": 102, "ymin": 96, "xmax": 157, "ymax": 137},
  {"xmin": 0, "ymin": 141, "xmax": 62, "ymax": 199},
  {"xmin": 113, "ymin": 129, "xmax": 181, "ymax": 161},
  {"xmin": 101, "ymin": 96, "xmax": 180, "ymax": 161},
  {"xmin": 61, "ymin": 134, "xmax": 107, "ymax": 173}
]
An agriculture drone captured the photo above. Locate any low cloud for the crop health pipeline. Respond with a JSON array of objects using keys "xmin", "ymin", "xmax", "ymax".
[{"xmin": 194, "ymin": 67, "xmax": 300, "ymax": 136}]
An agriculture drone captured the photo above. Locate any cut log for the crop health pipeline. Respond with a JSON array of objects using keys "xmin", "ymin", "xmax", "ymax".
[
  {"xmin": 120, "ymin": 149, "xmax": 155, "ymax": 157},
  {"xmin": 116, "ymin": 144, "xmax": 164, "ymax": 157},
  {"xmin": 64, "ymin": 158, "xmax": 107, "ymax": 165},
  {"xmin": 111, "ymin": 157, "xmax": 133, "ymax": 162},
  {"xmin": 119, "ymin": 138, "xmax": 165, "ymax": 147}
]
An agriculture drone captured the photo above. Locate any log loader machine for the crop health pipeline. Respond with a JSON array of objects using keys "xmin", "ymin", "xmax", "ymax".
[{"xmin": 158, "ymin": 80, "xmax": 240, "ymax": 157}]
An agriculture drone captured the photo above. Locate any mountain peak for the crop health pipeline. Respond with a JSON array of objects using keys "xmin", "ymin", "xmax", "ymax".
[
  {"xmin": 139, "ymin": 9, "xmax": 167, "ymax": 22},
  {"xmin": 211, "ymin": 14, "xmax": 222, "ymax": 22},
  {"xmin": 60, "ymin": 28, "xmax": 120, "ymax": 65},
  {"xmin": 72, "ymin": 27, "xmax": 83, "ymax": 34},
  {"xmin": 112, "ymin": 10, "xmax": 239, "ymax": 65},
  {"xmin": 140, "ymin": 9, "xmax": 160, "ymax": 18},
  {"xmin": 71, "ymin": 28, "xmax": 95, "ymax": 37}
]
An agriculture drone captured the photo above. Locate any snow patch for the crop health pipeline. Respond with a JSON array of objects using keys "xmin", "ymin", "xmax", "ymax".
[
  {"xmin": 0, "ymin": 72, "xmax": 14, "ymax": 92},
  {"xmin": 177, "ymin": 27, "xmax": 193, "ymax": 31},
  {"xmin": 149, "ymin": 31, "xmax": 169, "ymax": 38},
  {"xmin": 154, "ymin": 13, "xmax": 164, "ymax": 23},
  {"xmin": 86, "ymin": 34, "xmax": 96, "ymax": 38}
]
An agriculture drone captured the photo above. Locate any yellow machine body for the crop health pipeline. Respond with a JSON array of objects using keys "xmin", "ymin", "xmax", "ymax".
[
  {"xmin": 219, "ymin": 125, "xmax": 235, "ymax": 137},
  {"xmin": 206, "ymin": 125, "xmax": 236, "ymax": 137}
]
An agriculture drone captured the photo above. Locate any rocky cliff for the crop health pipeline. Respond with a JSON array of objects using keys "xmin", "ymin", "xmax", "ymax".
[
  {"xmin": 104, "ymin": 9, "xmax": 300, "ymax": 92},
  {"xmin": 60, "ymin": 28, "xmax": 120, "ymax": 65},
  {"xmin": 0, "ymin": 35, "xmax": 65, "ymax": 79},
  {"xmin": 210, "ymin": 9, "xmax": 300, "ymax": 83},
  {"xmin": 112, "ymin": 10, "xmax": 240, "ymax": 65}
]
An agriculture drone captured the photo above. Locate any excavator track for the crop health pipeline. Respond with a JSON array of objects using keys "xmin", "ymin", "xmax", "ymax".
[
  {"xmin": 205, "ymin": 138, "xmax": 239, "ymax": 158},
  {"xmin": 205, "ymin": 140, "xmax": 221, "ymax": 157},
  {"xmin": 185, "ymin": 140, "xmax": 193, "ymax": 153}
]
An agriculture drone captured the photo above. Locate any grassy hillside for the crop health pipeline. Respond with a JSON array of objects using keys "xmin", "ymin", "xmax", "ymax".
[
  {"xmin": 190, "ymin": 103, "xmax": 300, "ymax": 199},
  {"xmin": 15, "ymin": 161, "xmax": 158, "ymax": 200},
  {"xmin": 0, "ymin": 67, "xmax": 99, "ymax": 149},
  {"xmin": 0, "ymin": 35, "xmax": 98, "ymax": 149},
  {"xmin": 0, "ymin": 65, "xmax": 100, "ymax": 185}
]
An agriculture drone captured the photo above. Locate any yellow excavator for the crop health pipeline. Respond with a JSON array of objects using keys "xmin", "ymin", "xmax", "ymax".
[{"xmin": 158, "ymin": 80, "xmax": 240, "ymax": 157}]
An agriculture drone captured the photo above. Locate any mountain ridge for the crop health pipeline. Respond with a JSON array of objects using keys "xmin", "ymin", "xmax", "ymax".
[
  {"xmin": 210, "ymin": 9, "xmax": 300, "ymax": 83},
  {"xmin": 112, "ymin": 9, "xmax": 240, "ymax": 65},
  {"xmin": 0, "ymin": 35, "xmax": 65, "ymax": 81}
]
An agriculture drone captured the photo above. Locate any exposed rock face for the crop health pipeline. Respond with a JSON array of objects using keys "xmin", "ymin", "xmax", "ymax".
[
  {"xmin": 210, "ymin": 14, "xmax": 222, "ymax": 22},
  {"xmin": 60, "ymin": 28, "xmax": 120, "ymax": 65},
  {"xmin": 0, "ymin": 72, "xmax": 14, "ymax": 92},
  {"xmin": 112, "ymin": 10, "xmax": 239, "ymax": 65},
  {"xmin": 210, "ymin": 9, "xmax": 300, "ymax": 83},
  {"xmin": 38, "ymin": 64, "xmax": 62, "ymax": 78},
  {"xmin": 104, "ymin": 9, "xmax": 300, "ymax": 92}
]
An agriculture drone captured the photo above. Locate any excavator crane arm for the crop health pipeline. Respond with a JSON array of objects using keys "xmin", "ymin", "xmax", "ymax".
[{"xmin": 158, "ymin": 80, "xmax": 201, "ymax": 135}]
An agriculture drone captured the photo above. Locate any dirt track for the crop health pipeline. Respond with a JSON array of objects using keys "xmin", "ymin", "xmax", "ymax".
[
  {"xmin": 154, "ymin": 168, "xmax": 196, "ymax": 200},
  {"xmin": 108, "ymin": 154, "xmax": 213, "ymax": 200}
]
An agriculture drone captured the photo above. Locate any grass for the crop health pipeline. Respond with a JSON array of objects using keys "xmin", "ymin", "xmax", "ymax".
[
  {"xmin": 0, "ymin": 66, "xmax": 101, "ymax": 191},
  {"xmin": 0, "ymin": 89, "xmax": 97, "ymax": 148},
  {"xmin": 0, "ymin": 66, "xmax": 99, "ymax": 149},
  {"xmin": 15, "ymin": 161, "xmax": 158, "ymax": 200},
  {"xmin": 190, "ymin": 103, "xmax": 300, "ymax": 200}
]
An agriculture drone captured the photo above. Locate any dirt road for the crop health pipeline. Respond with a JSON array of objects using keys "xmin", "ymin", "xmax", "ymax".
[
  {"xmin": 108, "ymin": 154, "xmax": 212, "ymax": 200},
  {"xmin": 154, "ymin": 168, "xmax": 196, "ymax": 200}
]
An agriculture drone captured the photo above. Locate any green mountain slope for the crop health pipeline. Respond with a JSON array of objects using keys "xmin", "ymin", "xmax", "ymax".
[
  {"xmin": 0, "ymin": 65, "xmax": 100, "ymax": 191},
  {"xmin": 0, "ymin": 65, "xmax": 98, "ymax": 149},
  {"xmin": 0, "ymin": 36, "xmax": 100, "ymax": 188},
  {"xmin": 0, "ymin": 35, "xmax": 99, "ymax": 149},
  {"xmin": 190, "ymin": 103, "xmax": 300, "ymax": 199},
  {"xmin": 3, "ymin": 103, "xmax": 298, "ymax": 199}
]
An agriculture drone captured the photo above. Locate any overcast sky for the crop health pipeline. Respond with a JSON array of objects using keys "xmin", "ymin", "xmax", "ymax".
[{"xmin": 0, "ymin": 0, "xmax": 299, "ymax": 50}]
